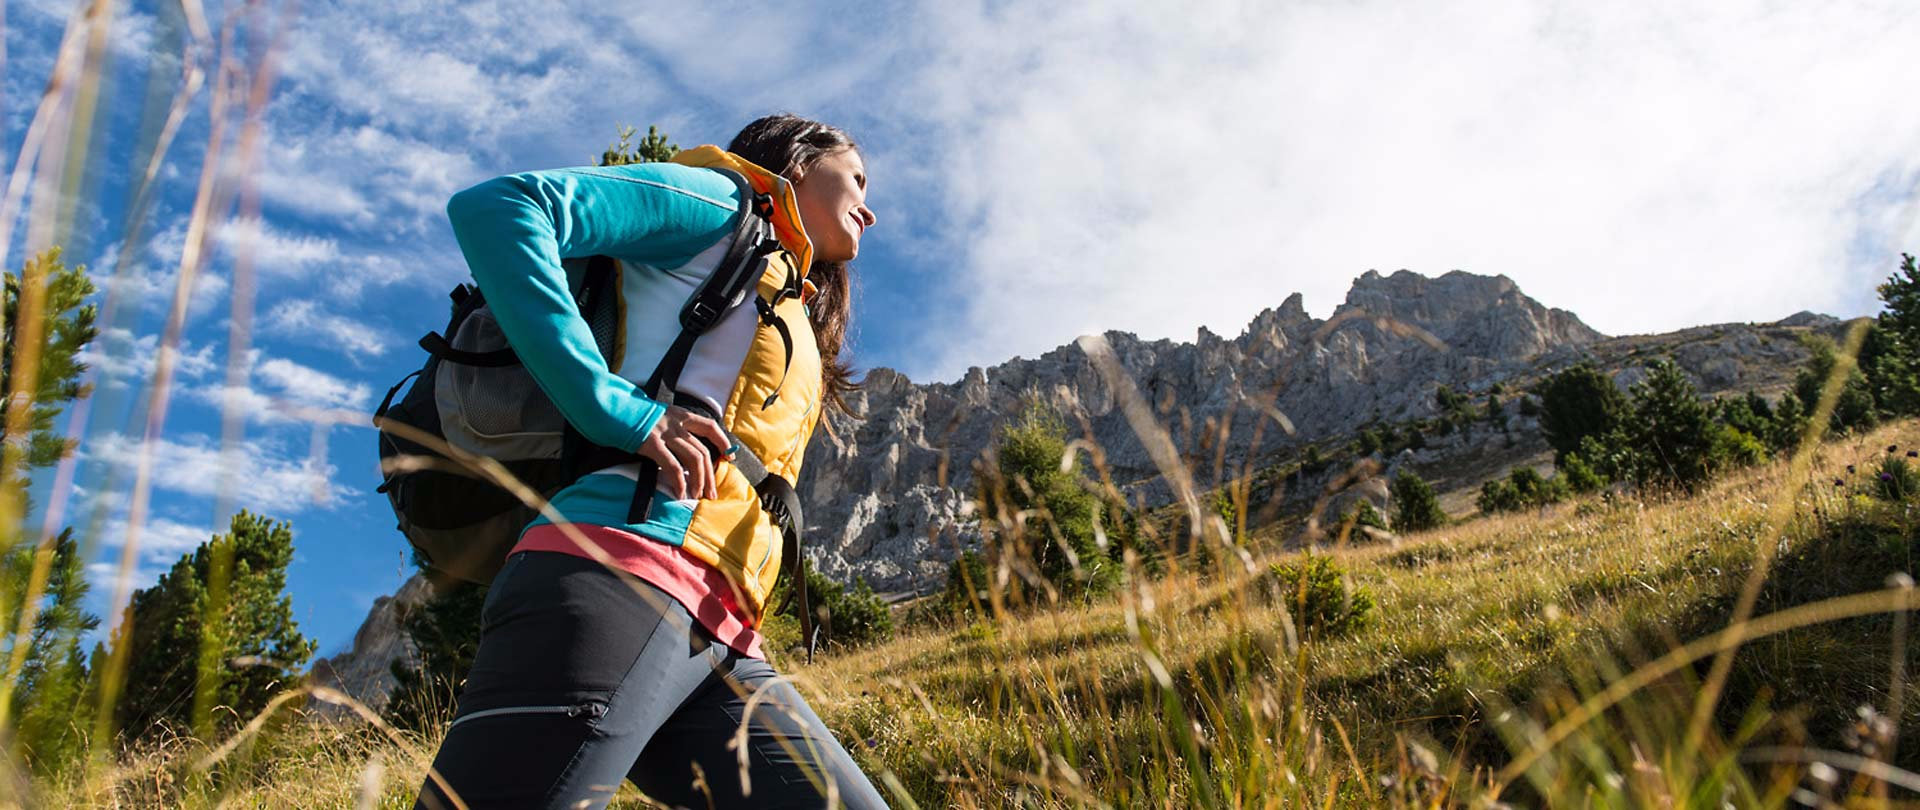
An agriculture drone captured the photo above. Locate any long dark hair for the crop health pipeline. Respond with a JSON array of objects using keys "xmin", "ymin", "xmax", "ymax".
[{"xmin": 727, "ymin": 113, "xmax": 860, "ymax": 418}]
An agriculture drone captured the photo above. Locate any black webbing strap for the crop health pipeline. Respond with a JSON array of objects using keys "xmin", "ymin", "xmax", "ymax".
[
  {"xmin": 628, "ymin": 170, "xmax": 777, "ymax": 525},
  {"xmin": 417, "ymin": 333, "xmax": 518, "ymax": 367},
  {"xmin": 639, "ymin": 172, "xmax": 778, "ymax": 403},
  {"xmin": 729, "ymin": 438, "xmax": 814, "ymax": 661}
]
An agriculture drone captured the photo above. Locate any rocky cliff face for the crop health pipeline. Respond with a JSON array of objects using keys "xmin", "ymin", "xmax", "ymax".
[
  {"xmin": 309, "ymin": 574, "xmax": 431, "ymax": 717},
  {"xmin": 318, "ymin": 269, "xmax": 1831, "ymax": 689},
  {"xmin": 800, "ymin": 270, "xmax": 1615, "ymax": 592}
]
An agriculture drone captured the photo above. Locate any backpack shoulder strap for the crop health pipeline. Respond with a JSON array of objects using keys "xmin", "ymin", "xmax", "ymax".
[{"xmin": 639, "ymin": 169, "xmax": 781, "ymax": 403}]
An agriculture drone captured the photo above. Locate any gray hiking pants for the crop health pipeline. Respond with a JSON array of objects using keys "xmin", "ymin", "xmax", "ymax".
[{"xmin": 415, "ymin": 551, "xmax": 889, "ymax": 810}]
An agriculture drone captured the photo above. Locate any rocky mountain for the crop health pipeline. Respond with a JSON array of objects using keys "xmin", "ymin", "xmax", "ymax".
[
  {"xmin": 797, "ymin": 268, "xmax": 1771, "ymax": 593},
  {"xmin": 316, "ymin": 269, "xmax": 1838, "ymax": 690},
  {"xmin": 309, "ymin": 574, "xmax": 432, "ymax": 716}
]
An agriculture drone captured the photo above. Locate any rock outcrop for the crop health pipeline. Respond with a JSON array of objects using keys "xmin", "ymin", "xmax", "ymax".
[
  {"xmin": 309, "ymin": 574, "xmax": 432, "ymax": 717},
  {"xmin": 799, "ymin": 270, "xmax": 1621, "ymax": 591}
]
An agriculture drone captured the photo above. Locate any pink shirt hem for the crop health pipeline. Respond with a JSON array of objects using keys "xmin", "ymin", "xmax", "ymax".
[{"xmin": 511, "ymin": 524, "xmax": 765, "ymax": 659}]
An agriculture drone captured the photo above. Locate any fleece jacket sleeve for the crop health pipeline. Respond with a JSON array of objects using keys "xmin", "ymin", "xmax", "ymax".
[{"xmin": 444, "ymin": 162, "xmax": 743, "ymax": 453}]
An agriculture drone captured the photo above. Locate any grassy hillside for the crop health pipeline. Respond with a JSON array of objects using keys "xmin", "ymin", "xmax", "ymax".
[
  {"xmin": 794, "ymin": 420, "xmax": 1920, "ymax": 808},
  {"xmin": 27, "ymin": 420, "xmax": 1919, "ymax": 808}
]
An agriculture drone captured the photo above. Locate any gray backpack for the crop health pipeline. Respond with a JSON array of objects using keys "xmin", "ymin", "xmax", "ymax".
[{"xmin": 373, "ymin": 169, "xmax": 798, "ymax": 587}]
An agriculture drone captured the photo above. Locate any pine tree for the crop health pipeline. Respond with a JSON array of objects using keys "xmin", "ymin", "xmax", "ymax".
[
  {"xmin": 600, "ymin": 124, "xmax": 679, "ymax": 167},
  {"xmin": 4, "ymin": 529, "xmax": 96, "ymax": 772},
  {"xmin": 1712, "ymin": 392, "xmax": 1775, "ymax": 443},
  {"xmin": 0, "ymin": 248, "xmax": 98, "ymax": 484},
  {"xmin": 1625, "ymin": 358, "xmax": 1716, "ymax": 492},
  {"xmin": 1793, "ymin": 334, "xmax": 1877, "ymax": 434},
  {"xmin": 1877, "ymin": 253, "xmax": 1920, "ymax": 351},
  {"xmin": 112, "ymin": 511, "xmax": 316, "ymax": 739},
  {"xmin": 978, "ymin": 402, "xmax": 1117, "ymax": 598},
  {"xmin": 0, "ymin": 248, "xmax": 97, "ymax": 769},
  {"xmin": 1768, "ymin": 394, "xmax": 1809, "ymax": 454},
  {"xmin": 1389, "ymin": 472, "xmax": 1446, "ymax": 533},
  {"xmin": 1858, "ymin": 321, "xmax": 1920, "ymax": 418},
  {"xmin": 1534, "ymin": 362, "xmax": 1628, "ymax": 463}
]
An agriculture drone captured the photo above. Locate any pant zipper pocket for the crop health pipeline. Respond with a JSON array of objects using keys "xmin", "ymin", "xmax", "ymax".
[{"xmin": 447, "ymin": 701, "xmax": 606, "ymax": 731}]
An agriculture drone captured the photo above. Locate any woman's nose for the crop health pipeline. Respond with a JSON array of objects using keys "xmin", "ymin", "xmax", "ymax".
[{"xmin": 856, "ymin": 205, "xmax": 876, "ymax": 228}]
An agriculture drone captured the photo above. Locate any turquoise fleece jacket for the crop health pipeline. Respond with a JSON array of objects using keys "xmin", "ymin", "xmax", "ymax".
[{"xmin": 444, "ymin": 162, "xmax": 745, "ymax": 454}]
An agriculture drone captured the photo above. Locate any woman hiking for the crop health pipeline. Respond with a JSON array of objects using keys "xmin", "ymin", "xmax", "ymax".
[{"xmin": 415, "ymin": 114, "xmax": 887, "ymax": 810}]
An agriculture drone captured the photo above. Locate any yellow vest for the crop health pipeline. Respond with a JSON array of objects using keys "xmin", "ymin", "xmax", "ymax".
[{"xmin": 668, "ymin": 147, "xmax": 822, "ymax": 616}]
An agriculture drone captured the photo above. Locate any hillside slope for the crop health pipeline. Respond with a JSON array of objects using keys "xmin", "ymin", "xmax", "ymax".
[
  {"xmin": 141, "ymin": 421, "xmax": 1918, "ymax": 808},
  {"xmin": 789, "ymin": 420, "xmax": 1918, "ymax": 807}
]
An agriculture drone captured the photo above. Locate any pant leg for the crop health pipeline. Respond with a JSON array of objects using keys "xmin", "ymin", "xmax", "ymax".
[
  {"xmin": 416, "ymin": 551, "xmax": 729, "ymax": 810},
  {"xmin": 627, "ymin": 655, "xmax": 891, "ymax": 810}
]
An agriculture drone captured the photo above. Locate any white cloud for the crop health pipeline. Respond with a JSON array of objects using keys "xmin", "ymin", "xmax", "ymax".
[
  {"xmin": 254, "ymin": 158, "xmax": 372, "ymax": 223},
  {"xmin": 260, "ymin": 299, "xmax": 395, "ymax": 358},
  {"xmin": 89, "ymin": 223, "xmax": 232, "ymax": 319},
  {"xmin": 879, "ymin": 1, "xmax": 1920, "ymax": 379},
  {"xmin": 83, "ymin": 515, "xmax": 212, "ymax": 595},
  {"xmin": 217, "ymin": 217, "xmax": 341, "ymax": 278},
  {"xmin": 81, "ymin": 431, "xmax": 358, "ymax": 514},
  {"xmin": 256, "ymin": 356, "xmax": 372, "ymax": 412},
  {"xmin": 179, "ymin": 352, "xmax": 374, "ymax": 424},
  {"xmin": 77, "ymin": 327, "xmax": 217, "ymax": 392}
]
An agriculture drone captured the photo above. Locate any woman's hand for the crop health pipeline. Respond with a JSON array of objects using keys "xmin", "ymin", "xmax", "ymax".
[{"xmin": 637, "ymin": 406, "xmax": 733, "ymax": 500}]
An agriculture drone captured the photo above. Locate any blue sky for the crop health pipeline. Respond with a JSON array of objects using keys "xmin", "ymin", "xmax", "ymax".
[{"xmin": 8, "ymin": 0, "xmax": 1919, "ymax": 658}]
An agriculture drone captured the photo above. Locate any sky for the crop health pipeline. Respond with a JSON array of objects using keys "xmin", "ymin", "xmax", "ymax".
[{"xmin": 5, "ymin": 0, "xmax": 1917, "ymax": 658}]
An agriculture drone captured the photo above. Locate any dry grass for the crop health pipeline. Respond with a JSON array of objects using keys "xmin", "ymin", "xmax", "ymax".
[
  {"xmin": 778, "ymin": 420, "xmax": 1920, "ymax": 807},
  {"xmin": 28, "ymin": 420, "xmax": 1907, "ymax": 808}
]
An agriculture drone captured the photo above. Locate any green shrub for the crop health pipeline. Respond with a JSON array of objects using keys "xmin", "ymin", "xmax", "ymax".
[
  {"xmin": 1478, "ymin": 466, "xmax": 1572, "ymax": 514},
  {"xmin": 1875, "ymin": 456, "xmax": 1920, "ymax": 502},
  {"xmin": 1357, "ymin": 428, "xmax": 1383, "ymax": 456},
  {"xmin": 1262, "ymin": 555, "xmax": 1375, "ymax": 639},
  {"xmin": 1391, "ymin": 472, "xmax": 1447, "ymax": 532},
  {"xmin": 1559, "ymin": 452, "xmax": 1604, "ymax": 494},
  {"xmin": 937, "ymin": 550, "xmax": 992, "ymax": 622},
  {"xmin": 1477, "ymin": 479, "xmax": 1520, "ymax": 514},
  {"xmin": 1346, "ymin": 500, "xmax": 1388, "ymax": 531},
  {"xmin": 771, "ymin": 566, "xmax": 894, "ymax": 651},
  {"xmin": 981, "ymin": 404, "xmax": 1120, "ymax": 598},
  {"xmin": 1709, "ymin": 424, "xmax": 1769, "ymax": 471}
]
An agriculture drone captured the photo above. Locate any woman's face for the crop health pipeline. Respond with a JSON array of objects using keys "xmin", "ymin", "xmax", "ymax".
[{"xmin": 792, "ymin": 148, "xmax": 874, "ymax": 264}]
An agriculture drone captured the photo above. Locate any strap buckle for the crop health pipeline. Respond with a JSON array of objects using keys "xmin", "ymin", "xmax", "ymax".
[{"xmin": 683, "ymin": 299, "xmax": 722, "ymax": 331}]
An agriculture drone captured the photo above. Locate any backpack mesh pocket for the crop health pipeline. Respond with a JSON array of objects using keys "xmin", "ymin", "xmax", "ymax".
[{"xmin": 435, "ymin": 307, "xmax": 566, "ymax": 460}]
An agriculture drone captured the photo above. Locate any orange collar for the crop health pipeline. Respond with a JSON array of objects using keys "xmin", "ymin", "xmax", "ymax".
[{"xmin": 669, "ymin": 146, "xmax": 814, "ymax": 279}]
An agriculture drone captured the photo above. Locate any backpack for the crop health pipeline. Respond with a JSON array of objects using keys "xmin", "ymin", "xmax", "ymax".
[{"xmin": 373, "ymin": 168, "xmax": 808, "ymax": 599}]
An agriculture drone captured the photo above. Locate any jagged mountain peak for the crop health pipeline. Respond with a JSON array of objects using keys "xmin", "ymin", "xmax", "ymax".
[{"xmin": 1332, "ymin": 269, "xmax": 1604, "ymax": 361}]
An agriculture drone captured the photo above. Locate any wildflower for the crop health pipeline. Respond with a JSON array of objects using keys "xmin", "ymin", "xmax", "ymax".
[
  {"xmin": 1891, "ymin": 445, "xmax": 1900, "ymax": 453},
  {"xmin": 1882, "ymin": 473, "xmax": 1894, "ymax": 482},
  {"xmin": 1908, "ymin": 451, "xmax": 1917, "ymax": 458},
  {"xmin": 1848, "ymin": 465, "xmax": 1857, "ymax": 474},
  {"xmin": 1835, "ymin": 479, "xmax": 1846, "ymax": 487}
]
